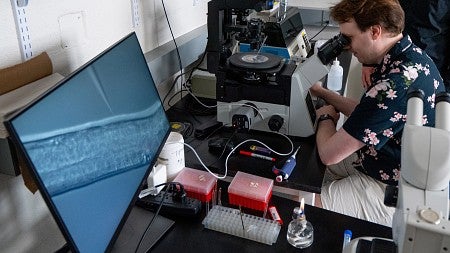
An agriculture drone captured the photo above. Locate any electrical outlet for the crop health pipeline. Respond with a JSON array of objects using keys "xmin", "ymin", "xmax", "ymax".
[{"xmin": 58, "ymin": 12, "xmax": 86, "ymax": 49}]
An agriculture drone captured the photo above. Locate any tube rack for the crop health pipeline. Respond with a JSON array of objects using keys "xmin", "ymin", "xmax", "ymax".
[{"xmin": 202, "ymin": 205, "xmax": 281, "ymax": 245}]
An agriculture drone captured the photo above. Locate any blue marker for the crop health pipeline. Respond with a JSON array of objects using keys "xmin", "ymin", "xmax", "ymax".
[{"xmin": 272, "ymin": 146, "xmax": 301, "ymax": 182}]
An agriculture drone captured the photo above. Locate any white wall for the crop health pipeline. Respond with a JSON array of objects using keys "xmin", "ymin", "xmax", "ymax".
[{"xmin": 0, "ymin": 0, "xmax": 208, "ymax": 76}]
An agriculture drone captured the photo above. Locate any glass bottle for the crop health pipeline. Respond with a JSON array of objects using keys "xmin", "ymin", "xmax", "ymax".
[{"xmin": 287, "ymin": 206, "xmax": 314, "ymax": 249}]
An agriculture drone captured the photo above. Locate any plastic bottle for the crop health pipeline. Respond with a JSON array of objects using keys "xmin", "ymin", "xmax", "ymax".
[
  {"xmin": 327, "ymin": 58, "xmax": 343, "ymax": 92},
  {"xmin": 286, "ymin": 206, "xmax": 314, "ymax": 248}
]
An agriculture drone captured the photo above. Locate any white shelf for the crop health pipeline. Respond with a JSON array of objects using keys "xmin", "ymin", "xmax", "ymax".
[{"xmin": 288, "ymin": 0, "xmax": 340, "ymax": 10}]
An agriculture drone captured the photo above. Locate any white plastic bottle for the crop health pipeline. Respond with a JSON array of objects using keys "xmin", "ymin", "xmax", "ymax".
[{"xmin": 327, "ymin": 58, "xmax": 343, "ymax": 92}]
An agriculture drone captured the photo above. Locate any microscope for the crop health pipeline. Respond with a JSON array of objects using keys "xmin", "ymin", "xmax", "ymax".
[
  {"xmin": 344, "ymin": 90, "xmax": 450, "ymax": 253},
  {"xmin": 206, "ymin": 0, "xmax": 349, "ymax": 137}
]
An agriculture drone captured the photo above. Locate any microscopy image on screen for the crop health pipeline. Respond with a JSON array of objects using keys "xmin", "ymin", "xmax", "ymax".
[
  {"xmin": 21, "ymin": 104, "xmax": 167, "ymax": 196},
  {"xmin": 7, "ymin": 33, "xmax": 171, "ymax": 253}
]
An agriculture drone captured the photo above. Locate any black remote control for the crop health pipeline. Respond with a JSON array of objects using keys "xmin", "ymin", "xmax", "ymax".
[{"xmin": 136, "ymin": 192, "xmax": 202, "ymax": 217}]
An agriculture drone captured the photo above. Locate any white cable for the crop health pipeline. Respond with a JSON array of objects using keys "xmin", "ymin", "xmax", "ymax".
[
  {"xmin": 165, "ymin": 131, "xmax": 294, "ymax": 180},
  {"xmin": 183, "ymin": 143, "xmax": 227, "ymax": 179}
]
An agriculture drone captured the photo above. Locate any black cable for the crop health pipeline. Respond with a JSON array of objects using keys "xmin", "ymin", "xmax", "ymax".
[
  {"xmin": 309, "ymin": 21, "xmax": 330, "ymax": 41},
  {"xmin": 207, "ymin": 130, "xmax": 237, "ymax": 167},
  {"xmin": 185, "ymin": 49, "xmax": 207, "ymax": 89},
  {"xmin": 167, "ymin": 88, "xmax": 189, "ymax": 107},
  {"xmin": 159, "ymin": 2, "xmax": 209, "ymax": 111},
  {"xmin": 162, "ymin": 72, "xmax": 185, "ymax": 107},
  {"xmin": 134, "ymin": 186, "xmax": 169, "ymax": 253},
  {"xmin": 134, "ymin": 182, "xmax": 185, "ymax": 253},
  {"xmin": 183, "ymin": 95, "xmax": 216, "ymax": 116},
  {"xmin": 161, "ymin": 0, "xmax": 184, "ymax": 102}
]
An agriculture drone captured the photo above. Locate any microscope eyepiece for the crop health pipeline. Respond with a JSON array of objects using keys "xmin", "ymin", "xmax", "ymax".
[{"xmin": 317, "ymin": 33, "xmax": 350, "ymax": 65}]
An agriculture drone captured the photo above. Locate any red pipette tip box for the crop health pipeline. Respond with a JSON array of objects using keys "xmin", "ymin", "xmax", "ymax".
[
  {"xmin": 228, "ymin": 171, "xmax": 273, "ymax": 211},
  {"xmin": 173, "ymin": 167, "xmax": 217, "ymax": 202}
]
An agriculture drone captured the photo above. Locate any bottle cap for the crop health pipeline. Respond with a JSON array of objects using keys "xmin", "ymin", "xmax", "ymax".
[
  {"xmin": 333, "ymin": 59, "xmax": 340, "ymax": 66},
  {"xmin": 276, "ymin": 175, "xmax": 283, "ymax": 182},
  {"xmin": 344, "ymin": 229, "xmax": 352, "ymax": 237},
  {"xmin": 292, "ymin": 206, "xmax": 305, "ymax": 220}
]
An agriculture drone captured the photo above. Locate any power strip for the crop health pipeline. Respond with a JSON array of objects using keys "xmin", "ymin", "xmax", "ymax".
[{"xmin": 136, "ymin": 192, "xmax": 202, "ymax": 217}]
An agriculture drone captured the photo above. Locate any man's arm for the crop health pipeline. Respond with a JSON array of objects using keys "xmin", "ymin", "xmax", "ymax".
[
  {"xmin": 313, "ymin": 92, "xmax": 365, "ymax": 165},
  {"xmin": 316, "ymin": 123, "xmax": 365, "ymax": 165},
  {"xmin": 310, "ymin": 82, "xmax": 359, "ymax": 117}
]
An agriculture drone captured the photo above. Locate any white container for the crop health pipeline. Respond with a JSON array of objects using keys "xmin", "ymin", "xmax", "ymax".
[
  {"xmin": 327, "ymin": 59, "xmax": 343, "ymax": 92},
  {"xmin": 157, "ymin": 132, "xmax": 185, "ymax": 181},
  {"xmin": 147, "ymin": 164, "xmax": 167, "ymax": 195}
]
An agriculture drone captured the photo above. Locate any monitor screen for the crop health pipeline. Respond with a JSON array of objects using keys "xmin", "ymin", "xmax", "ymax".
[{"xmin": 5, "ymin": 32, "xmax": 171, "ymax": 252}]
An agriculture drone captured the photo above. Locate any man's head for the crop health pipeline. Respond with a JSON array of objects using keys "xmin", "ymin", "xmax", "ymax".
[{"xmin": 330, "ymin": 0, "xmax": 405, "ymax": 64}]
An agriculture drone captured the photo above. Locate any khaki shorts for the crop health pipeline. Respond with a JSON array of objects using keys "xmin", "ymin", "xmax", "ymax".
[{"xmin": 320, "ymin": 153, "xmax": 395, "ymax": 227}]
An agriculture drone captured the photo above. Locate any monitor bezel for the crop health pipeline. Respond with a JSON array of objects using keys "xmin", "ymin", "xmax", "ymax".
[{"xmin": 4, "ymin": 32, "xmax": 171, "ymax": 253}]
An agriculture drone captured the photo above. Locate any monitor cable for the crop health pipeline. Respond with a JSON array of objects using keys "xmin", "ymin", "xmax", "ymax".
[{"xmin": 134, "ymin": 182, "xmax": 184, "ymax": 253}]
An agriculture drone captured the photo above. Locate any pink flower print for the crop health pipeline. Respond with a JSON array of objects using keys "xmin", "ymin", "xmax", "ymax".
[
  {"xmin": 434, "ymin": 79, "xmax": 439, "ymax": 89},
  {"xmin": 422, "ymin": 115, "xmax": 428, "ymax": 125},
  {"xmin": 414, "ymin": 63, "xmax": 423, "ymax": 71},
  {"xmin": 368, "ymin": 146, "xmax": 377, "ymax": 156},
  {"xmin": 386, "ymin": 89, "xmax": 397, "ymax": 99},
  {"xmin": 390, "ymin": 112, "xmax": 404, "ymax": 122},
  {"xmin": 383, "ymin": 54, "xmax": 391, "ymax": 65},
  {"xmin": 403, "ymin": 66, "xmax": 419, "ymax": 81},
  {"xmin": 379, "ymin": 170, "xmax": 390, "ymax": 180},
  {"xmin": 383, "ymin": 128, "xmax": 393, "ymax": 138},
  {"xmin": 366, "ymin": 87, "xmax": 378, "ymax": 98},
  {"xmin": 377, "ymin": 103, "xmax": 388, "ymax": 109},
  {"xmin": 427, "ymin": 93, "xmax": 436, "ymax": 108},
  {"xmin": 366, "ymin": 82, "xmax": 389, "ymax": 98},
  {"xmin": 393, "ymin": 169, "xmax": 400, "ymax": 181},
  {"xmin": 390, "ymin": 68, "xmax": 400, "ymax": 74},
  {"xmin": 367, "ymin": 131, "xmax": 380, "ymax": 145}
]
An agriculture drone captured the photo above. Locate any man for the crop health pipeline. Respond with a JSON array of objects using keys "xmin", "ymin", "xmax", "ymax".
[
  {"xmin": 311, "ymin": 0, "xmax": 445, "ymax": 226},
  {"xmin": 362, "ymin": 0, "xmax": 450, "ymax": 91}
]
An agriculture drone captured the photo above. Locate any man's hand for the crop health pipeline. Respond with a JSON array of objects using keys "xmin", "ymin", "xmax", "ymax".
[
  {"xmin": 316, "ymin": 105, "xmax": 340, "ymax": 124},
  {"xmin": 309, "ymin": 81, "xmax": 325, "ymax": 97}
]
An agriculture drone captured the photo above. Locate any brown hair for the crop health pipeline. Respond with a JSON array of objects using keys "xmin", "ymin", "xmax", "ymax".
[{"xmin": 330, "ymin": 0, "xmax": 404, "ymax": 35}]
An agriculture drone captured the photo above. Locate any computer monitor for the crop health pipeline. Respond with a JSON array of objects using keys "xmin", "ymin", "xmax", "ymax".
[{"xmin": 5, "ymin": 32, "xmax": 171, "ymax": 252}]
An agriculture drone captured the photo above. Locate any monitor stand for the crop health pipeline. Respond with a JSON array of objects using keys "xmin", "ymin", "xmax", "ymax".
[{"xmin": 112, "ymin": 206, "xmax": 175, "ymax": 253}]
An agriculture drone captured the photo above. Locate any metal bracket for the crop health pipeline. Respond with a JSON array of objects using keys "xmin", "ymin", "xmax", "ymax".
[
  {"xmin": 11, "ymin": 0, "xmax": 33, "ymax": 60},
  {"xmin": 131, "ymin": 0, "xmax": 140, "ymax": 28}
]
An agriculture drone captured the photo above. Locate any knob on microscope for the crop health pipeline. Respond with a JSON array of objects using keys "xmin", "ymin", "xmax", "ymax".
[{"xmin": 268, "ymin": 115, "xmax": 284, "ymax": 132}]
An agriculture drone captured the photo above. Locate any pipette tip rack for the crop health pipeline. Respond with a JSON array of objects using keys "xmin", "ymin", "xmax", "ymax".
[{"xmin": 202, "ymin": 205, "xmax": 281, "ymax": 245}]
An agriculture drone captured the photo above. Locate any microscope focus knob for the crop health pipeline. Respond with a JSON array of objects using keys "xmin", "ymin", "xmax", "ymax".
[{"xmin": 268, "ymin": 115, "xmax": 284, "ymax": 132}]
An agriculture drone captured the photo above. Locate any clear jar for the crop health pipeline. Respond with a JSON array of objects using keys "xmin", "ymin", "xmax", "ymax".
[{"xmin": 286, "ymin": 207, "xmax": 314, "ymax": 249}]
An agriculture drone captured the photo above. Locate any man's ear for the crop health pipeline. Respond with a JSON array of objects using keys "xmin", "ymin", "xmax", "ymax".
[{"xmin": 371, "ymin": 25, "xmax": 382, "ymax": 40}]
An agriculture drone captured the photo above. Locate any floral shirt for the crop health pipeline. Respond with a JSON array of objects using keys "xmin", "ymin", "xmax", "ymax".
[{"xmin": 343, "ymin": 35, "xmax": 445, "ymax": 186}]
